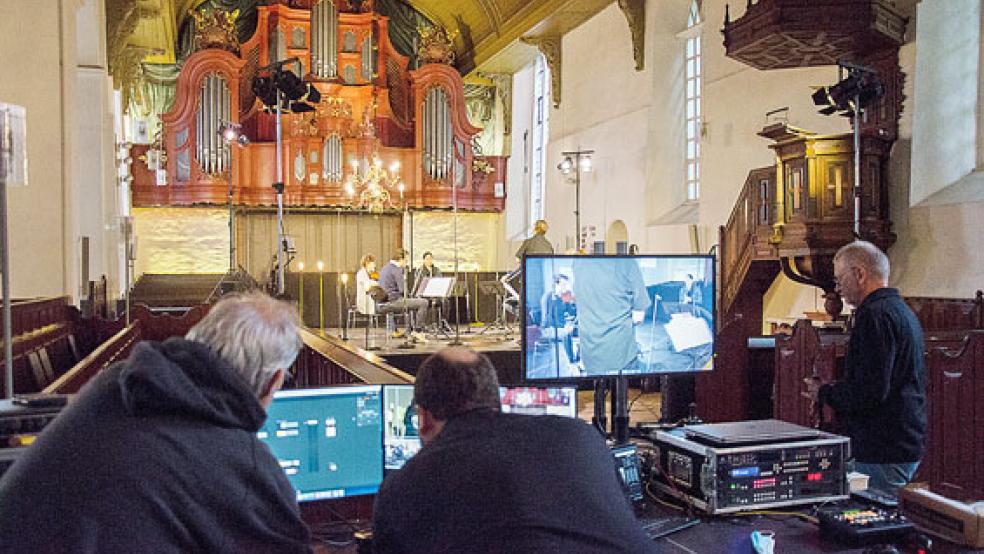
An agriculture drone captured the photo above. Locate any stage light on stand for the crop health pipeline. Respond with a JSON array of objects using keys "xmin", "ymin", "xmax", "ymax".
[
  {"xmin": 250, "ymin": 57, "xmax": 323, "ymax": 296},
  {"xmin": 217, "ymin": 121, "xmax": 249, "ymax": 282},
  {"xmin": 811, "ymin": 60, "xmax": 884, "ymax": 239}
]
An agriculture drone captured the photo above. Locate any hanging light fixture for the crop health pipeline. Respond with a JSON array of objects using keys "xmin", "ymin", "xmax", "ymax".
[{"xmin": 557, "ymin": 156, "xmax": 574, "ymax": 174}]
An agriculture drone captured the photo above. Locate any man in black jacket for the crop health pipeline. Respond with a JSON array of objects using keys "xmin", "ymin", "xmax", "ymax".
[
  {"xmin": 805, "ymin": 240, "xmax": 926, "ymax": 497},
  {"xmin": 372, "ymin": 347, "xmax": 656, "ymax": 553},
  {"xmin": 0, "ymin": 292, "xmax": 311, "ymax": 553}
]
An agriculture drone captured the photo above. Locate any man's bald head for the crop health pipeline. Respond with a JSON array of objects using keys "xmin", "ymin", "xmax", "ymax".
[{"xmin": 414, "ymin": 347, "xmax": 501, "ymax": 421}]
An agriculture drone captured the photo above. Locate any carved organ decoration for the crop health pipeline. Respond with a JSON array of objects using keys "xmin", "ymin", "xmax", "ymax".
[
  {"xmin": 130, "ymin": 2, "xmax": 504, "ymax": 212},
  {"xmin": 192, "ymin": 7, "xmax": 240, "ymax": 53}
]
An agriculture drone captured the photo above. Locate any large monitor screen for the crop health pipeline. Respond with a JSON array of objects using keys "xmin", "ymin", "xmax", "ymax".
[
  {"xmin": 382, "ymin": 384, "xmax": 580, "ymax": 470},
  {"xmin": 258, "ymin": 385, "xmax": 383, "ymax": 502},
  {"xmin": 523, "ymin": 254, "xmax": 715, "ymax": 381}
]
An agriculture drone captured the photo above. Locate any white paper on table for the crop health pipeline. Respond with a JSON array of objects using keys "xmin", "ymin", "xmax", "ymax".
[{"xmin": 664, "ymin": 312, "xmax": 713, "ymax": 352}]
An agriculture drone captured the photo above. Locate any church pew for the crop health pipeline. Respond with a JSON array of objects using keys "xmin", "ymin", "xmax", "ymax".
[
  {"xmin": 293, "ymin": 328, "xmax": 413, "ymax": 388},
  {"xmin": 923, "ymin": 331, "xmax": 984, "ymax": 502},
  {"xmin": 0, "ymin": 297, "xmax": 87, "ymax": 397},
  {"xmin": 42, "ymin": 321, "xmax": 142, "ymax": 394}
]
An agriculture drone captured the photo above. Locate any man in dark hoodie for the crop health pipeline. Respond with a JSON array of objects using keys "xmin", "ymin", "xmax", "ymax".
[
  {"xmin": 372, "ymin": 347, "xmax": 656, "ymax": 553},
  {"xmin": 0, "ymin": 292, "xmax": 312, "ymax": 553}
]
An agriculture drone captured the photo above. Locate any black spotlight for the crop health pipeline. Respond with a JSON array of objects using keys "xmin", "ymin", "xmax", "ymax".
[
  {"xmin": 812, "ymin": 61, "xmax": 884, "ymax": 117},
  {"xmin": 275, "ymin": 70, "xmax": 307, "ymax": 101},
  {"xmin": 251, "ymin": 75, "xmax": 278, "ymax": 107}
]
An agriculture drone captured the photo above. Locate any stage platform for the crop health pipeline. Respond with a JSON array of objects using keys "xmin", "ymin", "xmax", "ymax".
[
  {"xmin": 312, "ymin": 324, "xmax": 525, "ymax": 383},
  {"xmin": 308, "ymin": 324, "xmax": 663, "ymax": 424}
]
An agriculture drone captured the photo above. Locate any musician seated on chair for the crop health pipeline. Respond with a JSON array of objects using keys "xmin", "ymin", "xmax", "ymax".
[
  {"xmin": 538, "ymin": 274, "xmax": 577, "ymax": 363},
  {"xmin": 356, "ymin": 254, "xmax": 379, "ymax": 316},
  {"xmin": 378, "ymin": 248, "xmax": 429, "ymax": 341},
  {"xmin": 414, "ymin": 252, "xmax": 447, "ymax": 326}
]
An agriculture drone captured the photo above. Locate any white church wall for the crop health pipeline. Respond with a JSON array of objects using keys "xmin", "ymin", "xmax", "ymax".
[
  {"xmin": 891, "ymin": 39, "xmax": 984, "ymax": 297},
  {"xmin": 909, "ymin": 0, "xmax": 984, "ymax": 206},
  {"xmin": 534, "ymin": 0, "xmax": 983, "ymax": 321},
  {"xmin": 545, "ymin": 3, "xmax": 660, "ymax": 253},
  {"xmin": 503, "ymin": 62, "xmax": 536, "ymax": 263},
  {"xmin": 73, "ymin": 0, "xmax": 119, "ymax": 303},
  {"xmin": 0, "ymin": 0, "xmax": 76, "ymax": 298}
]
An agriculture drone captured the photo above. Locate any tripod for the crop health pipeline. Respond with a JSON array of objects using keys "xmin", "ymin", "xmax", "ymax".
[
  {"xmin": 478, "ymin": 280, "xmax": 513, "ymax": 339},
  {"xmin": 395, "ymin": 264, "xmax": 416, "ymax": 350},
  {"xmin": 416, "ymin": 276, "xmax": 454, "ymax": 341}
]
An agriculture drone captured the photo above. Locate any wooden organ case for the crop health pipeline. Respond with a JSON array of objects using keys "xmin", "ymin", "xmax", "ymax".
[{"xmin": 130, "ymin": 0, "xmax": 505, "ymax": 213}]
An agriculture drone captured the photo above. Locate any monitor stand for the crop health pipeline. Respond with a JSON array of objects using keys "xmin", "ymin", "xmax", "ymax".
[{"xmin": 591, "ymin": 376, "xmax": 631, "ymax": 445}]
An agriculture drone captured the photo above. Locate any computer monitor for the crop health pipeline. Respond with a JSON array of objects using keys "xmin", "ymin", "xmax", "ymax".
[
  {"xmin": 499, "ymin": 386, "xmax": 578, "ymax": 418},
  {"xmin": 382, "ymin": 384, "xmax": 581, "ymax": 470},
  {"xmin": 258, "ymin": 385, "xmax": 383, "ymax": 502},
  {"xmin": 382, "ymin": 384, "xmax": 421, "ymax": 471},
  {"xmin": 523, "ymin": 254, "xmax": 715, "ymax": 381}
]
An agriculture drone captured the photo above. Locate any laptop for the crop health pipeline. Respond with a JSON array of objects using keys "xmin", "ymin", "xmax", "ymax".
[{"xmin": 684, "ymin": 419, "xmax": 821, "ymax": 446}]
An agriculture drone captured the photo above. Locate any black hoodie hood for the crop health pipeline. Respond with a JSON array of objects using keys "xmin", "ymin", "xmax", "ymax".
[{"xmin": 118, "ymin": 338, "xmax": 267, "ymax": 432}]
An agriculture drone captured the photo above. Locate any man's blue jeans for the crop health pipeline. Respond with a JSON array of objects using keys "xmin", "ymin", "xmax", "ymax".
[{"xmin": 851, "ymin": 461, "xmax": 920, "ymax": 498}]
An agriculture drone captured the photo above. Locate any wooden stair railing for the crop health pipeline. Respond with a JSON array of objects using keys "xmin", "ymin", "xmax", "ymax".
[
  {"xmin": 293, "ymin": 328, "xmax": 413, "ymax": 387},
  {"xmin": 696, "ymin": 167, "xmax": 780, "ymax": 422},
  {"xmin": 42, "ymin": 321, "xmax": 142, "ymax": 395},
  {"xmin": 720, "ymin": 166, "xmax": 775, "ymax": 315}
]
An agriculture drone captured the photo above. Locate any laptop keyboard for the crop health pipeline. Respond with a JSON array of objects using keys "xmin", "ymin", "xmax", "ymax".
[{"xmin": 638, "ymin": 515, "xmax": 701, "ymax": 539}]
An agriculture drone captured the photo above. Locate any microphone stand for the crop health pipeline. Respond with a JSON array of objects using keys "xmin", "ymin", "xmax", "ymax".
[
  {"xmin": 449, "ymin": 170, "xmax": 462, "ymax": 345},
  {"xmin": 396, "ymin": 263, "xmax": 415, "ymax": 349}
]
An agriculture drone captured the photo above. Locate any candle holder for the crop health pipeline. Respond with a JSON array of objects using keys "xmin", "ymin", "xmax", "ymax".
[
  {"xmin": 297, "ymin": 262, "xmax": 305, "ymax": 325},
  {"xmin": 317, "ymin": 260, "xmax": 325, "ymax": 336}
]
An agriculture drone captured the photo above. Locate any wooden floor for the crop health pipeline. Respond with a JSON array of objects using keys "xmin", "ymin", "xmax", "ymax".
[
  {"xmin": 576, "ymin": 389, "xmax": 662, "ymax": 425},
  {"xmin": 317, "ymin": 324, "xmax": 521, "ymax": 356}
]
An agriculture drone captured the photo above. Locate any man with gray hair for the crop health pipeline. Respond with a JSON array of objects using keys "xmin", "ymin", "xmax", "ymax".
[
  {"xmin": 0, "ymin": 292, "xmax": 312, "ymax": 553},
  {"xmin": 372, "ymin": 347, "xmax": 655, "ymax": 553},
  {"xmin": 805, "ymin": 240, "xmax": 926, "ymax": 497}
]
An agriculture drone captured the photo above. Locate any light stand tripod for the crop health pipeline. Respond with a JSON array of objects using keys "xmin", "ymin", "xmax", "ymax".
[
  {"xmin": 273, "ymin": 91, "xmax": 286, "ymax": 297},
  {"xmin": 208, "ymin": 121, "xmax": 251, "ymax": 303},
  {"xmin": 251, "ymin": 56, "xmax": 321, "ymax": 297},
  {"xmin": 449, "ymin": 171, "xmax": 462, "ymax": 346}
]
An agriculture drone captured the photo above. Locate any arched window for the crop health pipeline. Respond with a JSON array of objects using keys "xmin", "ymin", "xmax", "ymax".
[{"xmin": 684, "ymin": 0, "xmax": 702, "ymax": 201}]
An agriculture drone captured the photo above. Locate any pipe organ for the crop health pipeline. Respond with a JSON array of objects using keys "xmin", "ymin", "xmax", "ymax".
[
  {"xmin": 322, "ymin": 133, "xmax": 343, "ymax": 183},
  {"xmin": 131, "ymin": 0, "xmax": 504, "ymax": 212},
  {"xmin": 195, "ymin": 73, "xmax": 231, "ymax": 176},
  {"xmin": 422, "ymin": 87, "xmax": 452, "ymax": 181},
  {"xmin": 310, "ymin": 0, "xmax": 338, "ymax": 79}
]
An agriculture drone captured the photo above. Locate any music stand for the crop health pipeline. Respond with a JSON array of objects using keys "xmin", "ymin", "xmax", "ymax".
[
  {"xmin": 419, "ymin": 277, "xmax": 455, "ymax": 340},
  {"xmin": 478, "ymin": 280, "xmax": 513, "ymax": 339}
]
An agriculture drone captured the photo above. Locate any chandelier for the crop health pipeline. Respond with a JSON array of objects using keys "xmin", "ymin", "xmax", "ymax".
[{"xmin": 344, "ymin": 156, "xmax": 403, "ymax": 213}]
